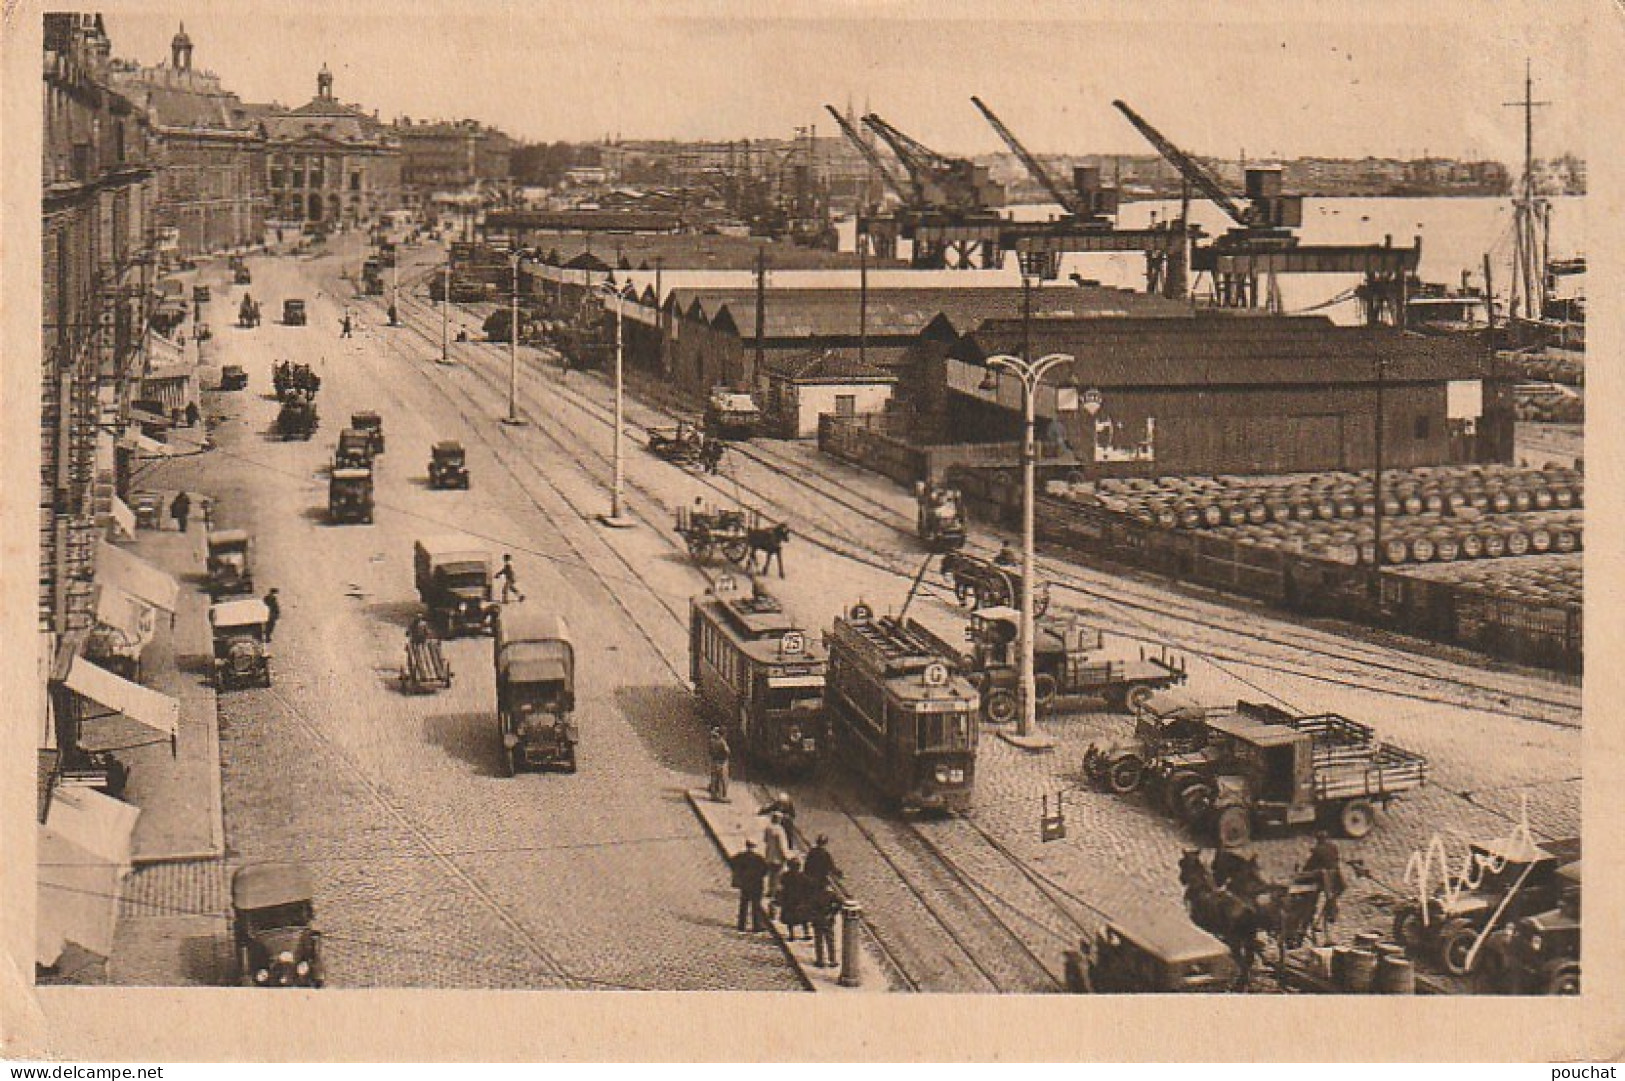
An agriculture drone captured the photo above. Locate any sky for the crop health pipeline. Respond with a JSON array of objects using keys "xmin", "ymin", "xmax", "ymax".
[{"xmin": 98, "ymin": 0, "xmax": 1589, "ymax": 162}]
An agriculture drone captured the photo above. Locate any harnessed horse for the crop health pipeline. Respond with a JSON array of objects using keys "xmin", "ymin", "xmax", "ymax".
[{"xmin": 742, "ymin": 523, "xmax": 790, "ymax": 578}]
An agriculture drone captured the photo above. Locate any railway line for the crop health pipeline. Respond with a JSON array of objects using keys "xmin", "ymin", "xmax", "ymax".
[{"xmin": 384, "ymin": 276, "xmax": 1578, "ymax": 729}]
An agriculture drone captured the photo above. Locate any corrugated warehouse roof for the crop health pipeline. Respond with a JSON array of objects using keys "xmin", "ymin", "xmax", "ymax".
[
  {"xmin": 763, "ymin": 347, "xmax": 907, "ymax": 382},
  {"xmin": 951, "ymin": 315, "xmax": 1489, "ymax": 386},
  {"xmin": 523, "ymin": 231, "xmax": 887, "ymax": 272}
]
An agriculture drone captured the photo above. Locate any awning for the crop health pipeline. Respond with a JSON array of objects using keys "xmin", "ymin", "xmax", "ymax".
[
  {"xmin": 118, "ymin": 429, "xmax": 173, "ymax": 457},
  {"xmin": 109, "ymin": 494, "xmax": 136, "ymax": 540},
  {"xmin": 95, "ymin": 582, "xmax": 159, "ymax": 649},
  {"xmin": 768, "ymin": 675, "xmax": 826, "ymax": 690},
  {"xmin": 64, "ymin": 654, "xmax": 178, "ymax": 742},
  {"xmin": 96, "ymin": 540, "xmax": 179, "ymax": 612},
  {"xmin": 37, "ymin": 786, "xmax": 140, "ymax": 966}
]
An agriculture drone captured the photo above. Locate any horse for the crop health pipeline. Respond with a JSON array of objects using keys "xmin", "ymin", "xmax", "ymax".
[
  {"xmin": 742, "ymin": 523, "xmax": 790, "ymax": 578},
  {"xmin": 1178, "ymin": 849, "xmax": 1264, "ymax": 987},
  {"xmin": 1196, "ymin": 848, "xmax": 1333, "ymax": 964}
]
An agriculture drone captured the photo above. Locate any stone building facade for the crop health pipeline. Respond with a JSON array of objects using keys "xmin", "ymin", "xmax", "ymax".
[
  {"xmin": 395, "ymin": 117, "xmax": 513, "ymax": 201},
  {"xmin": 261, "ymin": 66, "xmax": 402, "ymax": 226},
  {"xmin": 109, "ymin": 24, "xmax": 266, "ymax": 256}
]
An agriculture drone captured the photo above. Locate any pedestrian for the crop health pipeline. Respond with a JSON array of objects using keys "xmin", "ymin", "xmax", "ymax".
[
  {"xmin": 809, "ymin": 879, "xmax": 840, "ymax": 967},
  {"xmin": 340, "ymin": 312, "xmax": 353, "ymax": 338},
  {"xmin": 727, "ymin": 839, "xmax": 769, "ymax": 932},
  {"xmin": 262, "ymin": 588, "xmax": 281, "ymax": 641},
  {"xmin": 803, "ymin": 833, "xmax": 841, "ymax": 890},
  {"xmin": 1302, "ymin": 829, "xmax": 1347, "ymax": 924},
  {"xmin": 408, "ymin": 613, "xmax": 433, "ymax": 645},
  {"xmin": 387, "ymin": 303, "xmax": 399, "ymax": 326},
  {"xmin": 495, "ymin": 554, "xmax": 525, "ymax": 603},
  {"xmin": 169, "ymin": 490, "xmax": 191, "ymax": 533},
  {"xmin": 777, "ymin": 857, "xmax": 808, "ymax": 941},
  {"xmin": 762, "ymin": 812, "xmax": 792, "ymax": 901},
  {"xmin": 994, "ymin": 541, "xmax": 1017, "ymax": 567},
  {"xmin": 707, "ymin": 726, "xmax": 731, "ymax": 803},
  {"xmin": 185, "ymin": 401, "xmax": 201, "ymax": 428}
]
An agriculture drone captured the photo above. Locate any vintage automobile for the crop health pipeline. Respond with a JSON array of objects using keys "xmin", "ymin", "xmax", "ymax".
[
  {"xmin": 277, "ymin": 397, "xmax": 318, "ymax": 441},
  {"xmin": 495, "ymin": 608, "xmax": 577, "ymax": 774},
  {"xmin": 1063, "ymin": 913, "xmax": 1239, "ymax": 993},
  {"xmin": 334, "ymin": 428, "xmax": 375, "ymax": 470},
  {"xmin": 283, "ymin": 299, "xmax": 307, "ymax": 326},
  {"xmin": 210, "ymin": 599, "xmax": 272, "ymax": 690},
  {"xmin": 1083, "ymin": 694, "xmax": 1217, "ymax": 795},
  {"xmin": 1393, "ymin": 836, "xmax": 1579, "ymax": 977},
  {"xmin": 428, "ymin": 440, "xmax": 469, "ymax": 489},
  {"xmin": 915, "ymin": 480, "xmax": 967, "ymax": 551},
  {"xmin": 910, "ymin": 607, "xmax": 1186, "ymax": 722},
  {"xmin": 414, "ymin": 536, "xmax": 495, "ymax": 637},
  {"xmin": 328, "ymin": 467, "xmax": 375, "ymax": 525},
  {"xmin": 206, "ymin": 529, "xmax": 255, "ymax": 598},
  {"xmin": 234, "ymin": 265, "xmax": 252, "ymax": 286},
  {"xmin": 703, "ymin": 387, "xmax": 761, "ymax": 440},
  {"xmin": 351, "ymin": 411, "xmax": 385, "ymax": 455},
  {"xmin": 193, "ymin": 284, "xmax": 211, "ymax": 304},
  {"xmin": 646, "ymin": 420, "xmax": 706, "ymax": 465},
  {"xmin": 230, "ymin": 863, "xmax": 324, "ymax": 988},
  {"xmin": 1478, "ymin": 861, "xmax": 1581, "ymax": 995},
  {"xmin": 220, "ymin": 363, "xmax": 249, "ymax": 391},
  {"xmin": 361, "ymin": 258, "xmax": 384, "ymax": 296}
]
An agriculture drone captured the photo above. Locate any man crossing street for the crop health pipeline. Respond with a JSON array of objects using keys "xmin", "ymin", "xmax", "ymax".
[{"xmin": 728, "ymin": 840, "xmax": 769, "ymax": 932}]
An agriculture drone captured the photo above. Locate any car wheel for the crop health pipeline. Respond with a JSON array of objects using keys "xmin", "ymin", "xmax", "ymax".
[
  {"xmin": 1392, "ymin": 907, "xmax": 1428, "ymax": 954},
  {"xmin": 983, "ymin": 687, "xmax": 1019, "ymax": 725},
  {"xmin": 1162, "ymin": 771, "xmax": 1199, "ymax": 816},
  {"xmin": 1339, "ymin": 799, "xmax": 1376, "ymax": 839},
  {"xmin": 1107, "ymin": 756, "xmax": 1144, "ymax": 795},
  {"xmin": 1125, "ymin": 685, "xmax": 1155, "ymax": 714},
  {"xmin": 1177, "ymin": 781, "xmax": 1214, "ymax": 825},
  {"xmin": 1437, "ymin": 918, "xmax": 1480, "ymax": 976},
  {"xmin": 1544, "ymin": 960, "xmax": 1580, "ymax": 996},
  {"xmin": 1033, "ymin": 673, "xmax": 1058, "ymax": 711},
  {"xmin": 1215, "ymin": 804, "xmax": 1251, "ymax": 847}
]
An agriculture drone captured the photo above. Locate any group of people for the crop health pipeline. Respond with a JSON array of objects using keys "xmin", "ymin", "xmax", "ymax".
[{"xmin": 728, "ymin": 794, "xmax": 846, "ymax": 968}]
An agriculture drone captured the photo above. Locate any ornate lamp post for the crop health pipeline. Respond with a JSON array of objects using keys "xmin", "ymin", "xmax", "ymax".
[{"xmin": 979, "ymin": 350, "xmax": 1076, "ymax": 747}]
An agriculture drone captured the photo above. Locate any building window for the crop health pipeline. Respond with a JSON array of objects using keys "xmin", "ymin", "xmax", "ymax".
[
  {"xmin": 835, "ymin": 394, "xmax": 857, "ymax": 418},
  {"xmin": 1414, "ymin": 415, "xmax": 1431, "ymax": 440},
  {"xmin": 350, "ymin": 171, "xmax": 362, "ymax": 191}
]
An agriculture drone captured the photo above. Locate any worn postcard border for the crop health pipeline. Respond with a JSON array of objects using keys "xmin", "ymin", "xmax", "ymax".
[{"xmin": 2, "ymin": 0, "xmax": 1622, "ymax": 1062}]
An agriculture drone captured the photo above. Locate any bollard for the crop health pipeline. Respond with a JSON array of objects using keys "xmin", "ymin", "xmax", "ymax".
[{"xmin": 839, "ymin": 901, "xmax": 864, "ymax": 987}]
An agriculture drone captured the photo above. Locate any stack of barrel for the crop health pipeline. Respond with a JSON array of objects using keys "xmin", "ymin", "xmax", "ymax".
[{"xmin": 1327, "ymin": 933, "xmax": 1417, "ymax": 994}]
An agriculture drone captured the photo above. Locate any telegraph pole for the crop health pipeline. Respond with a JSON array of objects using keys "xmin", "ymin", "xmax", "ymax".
[{"xmin": 440, "ymin": 256, "xmax": 450, "ymax": 364}]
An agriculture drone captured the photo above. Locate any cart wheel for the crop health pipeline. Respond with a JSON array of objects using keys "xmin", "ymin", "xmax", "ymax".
[
  {"xmin": 722, "ymin": 537, "xmax": 750, "ymax": 564},
  {"xmin": 1214, "ymin": 804, "xmax": 1251, "ymax": 847},
  {"xmin": 983, "ymin": 687, "xmax": 1019, "ymax": 725},
  {"xmin": 1124, "ymin": 685, "xmax": 1155, "ymax": 714},
  {"xmin": 1544, "ymin": 960, "xmax": 1581, "ymax": 995},
  {"xmin": 1033, "ymin": 673, "xmax": 1058, "ymax": 710},
  {"xmin": 1107, "ymin": 756, "xmax": 1145, "ymax": 795},
  {"xmin": 1437, "ymin": 918, "xmax": 1479, "ymax": 976},
  {"xmin": 1338, "ymin": 799, "xmax": 1376, "ymax": 839},
  {"xmin": 1392, "ymin": 907, "xmax": 1427, "ymax": 954},
  {"xmin": 688, "ymin": 536, "xmax": 714, "ymax": 561}
]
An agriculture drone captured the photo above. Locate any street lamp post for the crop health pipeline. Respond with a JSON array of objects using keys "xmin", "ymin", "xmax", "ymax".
[
  {"xmin": 597, "ymin": 282, "xmax": 633, "ymax": 528},
  {"xmin": 440, "ymin": 255, "xmax": 451, "ymax": 364},
  {"xmin": 501, "ymin": 254, "xmax": 525, "ymax": 426},
  {"xmin": 981, "ymin": 351, "xmax": 1075, "ymax": 748}
]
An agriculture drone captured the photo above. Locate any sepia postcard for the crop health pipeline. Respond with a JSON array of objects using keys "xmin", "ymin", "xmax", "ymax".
[{"xmin": 2, "ymin": 0, "xmax": 1621, "ymax": 1062}]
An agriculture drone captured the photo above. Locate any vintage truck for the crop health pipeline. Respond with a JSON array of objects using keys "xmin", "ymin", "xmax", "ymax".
[
  {"xmin": 907, "ymin": 607, "xmax": 1186, "ymax": 722},
  {"xmin": 703, "ymin": 387, "xmax": 761, "ymax": 440},
  {"xmin": 495, "ymin": 608, "xmax": 577, "ymax": 774},
  {"xmin": 328, "ymin": 467, "xmax": 374, "ymax": 524},
  {"xmin": 414, "ymin": 536, "xmax": 495, "ymax": 637},
  {"xmin": 206, "ymin": 529, "xmax": 255, "ymax": 598}
]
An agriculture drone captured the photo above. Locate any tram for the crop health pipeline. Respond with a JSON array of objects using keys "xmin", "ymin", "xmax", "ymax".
[
  {"xmin": 690, "ymin": 577, "xmax": 826, "ymax": 773},
  {"xmin": 824, "ymin": 604, "xmax": 981, "ymax": 813}
]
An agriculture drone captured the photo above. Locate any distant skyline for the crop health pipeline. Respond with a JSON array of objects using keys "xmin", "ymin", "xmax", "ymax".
[{"xmin": 101, "ymin": 0, "xmax": 1586, "ymax": 163}]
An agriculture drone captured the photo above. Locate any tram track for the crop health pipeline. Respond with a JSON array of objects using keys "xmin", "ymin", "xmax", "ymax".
[{"xmin": 401, "ymin": 287, "xmax": 1578, "ymax": 727}]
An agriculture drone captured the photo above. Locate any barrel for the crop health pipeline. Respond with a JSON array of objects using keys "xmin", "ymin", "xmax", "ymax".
[
  {"xmin": 1436, "ymin": 536, "xmax": 1460, "ymax": 561},
  {"xmin": 1483, "ymin": 533, "xmax": 1507, "ymax": 558},
  {"xmin": 1461, "ymin": 533, "xmax": 1484, "ymax": 558},
  {"xmin": 1334, "ymin": 948, "xmax": 1379, "ymax": 993},
  {"xmin": 1491, "ymin": 491, "xmax": 1512, "ymax": 513},
  {"xmin": 1512, "ymin": 489, "xmax": 1532, "ymax": 512},
  {"xmin": 1506, "ymin": 531, "xmax": 1530, "ymax": 556},
  {"xmin": 1533, "ymin": 488, "xmax": 1554, "ymax": 509},
  {"xmin": 1411, "ymin": 537, "xmax": 1436, "ymax": 562},
  {"xmin": 1554, "ymin": 529, "xmax": 1577, "ymax": 552},
  {"xmin": 1553, "ymin": 487, "xmax": 1575, "ymax": 509},
  {"xmin": 1247, "ymin": 503, "xmax": 1269, "ymax": 524},
  {"xmin": 1354, "ymin": 932, "xmax": 1383, "ymax": 952},
  {"xmin": 1530, "ymin": 528, "xmax": 1552, "ymax": 553},
  {"xmin": 1294, "ymin": 502, "xmax": 1317, "ymax": 522},
  {"xmin": 1405, "ymin": 494, "xmax": 1426, "ymax": 516},
  {"xmin": 1375, "ymin": 955, "xmax": 1416, "ymax": 995}
]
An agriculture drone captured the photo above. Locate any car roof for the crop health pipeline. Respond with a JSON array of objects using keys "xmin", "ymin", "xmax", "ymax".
[
  {"xmin": 433, "ymin": 440, "xmax": 465, "ymax": 453},
  {"xmin": 498, "ymin": 607, "xmax": 571, "ymax": 646},
  {"xmin": 418, "ymin": 534, "xmax": 487, "ymax": 559},
  {"xmin": 1204, "ymin": 711, "xmax": 1302, "ymax": 746},
  {"xmin": 331, "ymin": 467, "xmax": 372, "ymax": 480},
  {"xmin": 232, "ymin": 862, "xmax": 313, "ymax": 910},
  {"xmin": 210, "ymin": 598, "xmax": 270, "ymax": 627},
  {"xmin": 207, "ymin": 529, "xmax": 250, "ymax": 547},
  {"xmin": 1471, "ymin": 836, "xmax": 1557, "ymax": 864},
  {"xmin": 352, "ymin": 411, "xmax": 381, "ymax": 421},
  {"xmin": 1107, "ymin": 911, "xmax": 1232, "ymax": 963}
]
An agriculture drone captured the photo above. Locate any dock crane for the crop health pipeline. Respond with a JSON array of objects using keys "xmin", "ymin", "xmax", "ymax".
[
  {"xmin": 824, "ymin": 104, "xmax": 908, "ymax": 210},
  {"xmin": 861, "ymin": 111, "xmax": 1004, "ymax": 215},
  {"xmin": 971, "ymin": 96, "xmax": 1117, "ymax": 225}
]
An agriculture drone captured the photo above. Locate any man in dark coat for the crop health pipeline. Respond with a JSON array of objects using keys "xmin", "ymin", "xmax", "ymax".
[
  {"xmin": 809, "ymin": 879, "xmax": 841, "ymax": 967},
  {"xmin": 728, "ymin": 840, "xmax": 769, "ymax": 932},
  {"xmin": 777, "ymin": 857, "xmax": 808, "ymax": 941},
  {"xmin": 170, "ymin": 491, "xmax": 191, "ymax": 533},
  {"xmin": 262, "ymin": 588, "xmax": 281, "ymax": 641},
  {"xmin": 803, "ymin": 834, "xmax": 840, "ymax": 890},
  {"xmin": 1302, "ymin": 830, "xmax": 1346, "ymax": 924}
]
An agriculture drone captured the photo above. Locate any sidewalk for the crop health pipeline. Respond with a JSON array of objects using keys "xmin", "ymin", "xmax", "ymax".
[{"xmin": 686, "ymin": 790, "xmax": 892, "ymax": 993}]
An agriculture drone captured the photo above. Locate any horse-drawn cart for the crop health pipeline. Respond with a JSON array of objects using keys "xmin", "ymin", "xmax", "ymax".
[
  {"xmin": 400, "ymin": 635, "xmax": 453, "ymax": 694},
  {"xmin": 674, "ymin": 502, "xmax": 788, "ymax": 573},
  {"xmin": 647, "ymin": 421, "xmax": 706, "ymax": 465},
  {"xmin": 941, "ymin": 551, "xmax": 1050, "ymax": 616}
]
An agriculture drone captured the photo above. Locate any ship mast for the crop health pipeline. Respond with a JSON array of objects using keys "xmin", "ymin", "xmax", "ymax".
[{"xmin": 1506, "ymin": 59, "xmax": 1550, "ymax": 323}]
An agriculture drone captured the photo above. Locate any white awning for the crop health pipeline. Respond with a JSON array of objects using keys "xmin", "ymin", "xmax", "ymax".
[
  {"xmin": 64, "ymin": 655, "xmax": 178, "ymax": 741},
  {"xmin": 37, "ymin": 786, "xmax": 140, "ymax": 966},
  {"xmin": 95, "ymin": 583, "xmax": 159, "ymax": 648},
  {"xmin": 96, "ymin": 540, "xmax": 179, "ymax": 613},
  {"xmin": 108, "ymin": 494, "xmax": 137, "ymax": 539},
  {"xmin": 119, "ymin": 429, "xmax": 173, "ymax": 456}
]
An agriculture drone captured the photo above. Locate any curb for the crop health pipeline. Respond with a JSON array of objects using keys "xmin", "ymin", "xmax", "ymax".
[{"xmin": 683, "ymin": 789, "xmax": 815, "ymax": 993}]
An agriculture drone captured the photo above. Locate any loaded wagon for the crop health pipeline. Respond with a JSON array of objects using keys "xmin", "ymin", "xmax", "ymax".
[
  {"xmin": 675, "ymin": 501, "xmax": 778, "ymax": 566},
  {"xmin": 941, "ymin": 551, "xmax": 1050, "ymax": 616}
]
